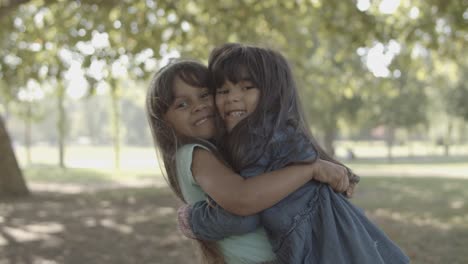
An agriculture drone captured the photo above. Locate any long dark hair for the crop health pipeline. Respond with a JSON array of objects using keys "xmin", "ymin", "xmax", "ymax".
[
  {"xmin": 146, "ymin": 59, "xmax": 224, "ymax": 264},
  {"xmin": 208, "ymin": 43, "xmax": 358, "ymax": 181}
]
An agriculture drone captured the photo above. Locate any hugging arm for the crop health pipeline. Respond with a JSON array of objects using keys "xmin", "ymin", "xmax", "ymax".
[
  {"xmin": 191, "ymin": 148, "xmax": 319, "ymax": 216},
  {"xmin": 179, "ymin": 197, "xmax": 261, "ymax": 241}
]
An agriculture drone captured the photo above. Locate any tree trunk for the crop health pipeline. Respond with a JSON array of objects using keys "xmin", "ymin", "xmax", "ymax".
[
  {"xmin": 4, "ymin": 101, "xmax": 11, "ymax": 126},
  {"xmin": 0, "ymin": 115, "xmax": 30, "ymax": 197},
  {"xmin": 57, "ymin": 83, "xmax": 66, "ymax": 168},
  {"xmin": 386, "ymin": 126, "xmax": 395, "ymax": 162},
  {"xmin": 444, "ymin": 119, "xmax": 452, "ymax": 156},
  {"xmin": 85, "ymin": 98, "xmax": 97, "ymax": 144},
  {"xmin": 25, "ymin": 102, "xmax": 32, "ymax": 165},
  {"xmin": 407, "ymin": 130, "xmax": 414, "ymax": 158},
  {"xmin": 460, "ymin": 121, "xmax": 467, "ymax": 143},
  {"xmin": 110, "ymin": 81, "xmax": 121, "ymax": 170}
]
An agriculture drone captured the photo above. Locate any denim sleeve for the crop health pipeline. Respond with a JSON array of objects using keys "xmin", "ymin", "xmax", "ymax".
[{"xmin": 189, "ymin": 197, "xmax": 260, "ymax": 241}]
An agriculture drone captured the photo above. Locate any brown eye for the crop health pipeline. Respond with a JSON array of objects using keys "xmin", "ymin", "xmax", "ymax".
[
  {"xmin": 217, "ymin": 88, "xmax": 228, "ymax": 94},
  {"xmin": 242, "ymin": 81, "xmax": 256, "ymax": 90},
  {"xmin": 175, "ymin": 101, "xmax": 188, "ymax": 109}
]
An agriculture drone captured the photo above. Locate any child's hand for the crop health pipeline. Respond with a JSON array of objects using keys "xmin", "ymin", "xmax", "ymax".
[
  {"xmin": 177, "ymin": 204, "xmax": 196, "ymax": 239},
  {"xmin": 313, "ymin": 159, "xmax": 350, "ymax": 194},
  {"xmin": 345, "ymin": 172, "xmax": 360, "ymax": 198}
]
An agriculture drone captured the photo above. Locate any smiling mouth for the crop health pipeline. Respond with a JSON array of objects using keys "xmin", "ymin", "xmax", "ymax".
[
  {"xmin": 194, "ymin": 115, "xmax": 213, "ymax": 126},
  {"xmin": 225, "ymin": 110, "xmax": 247, "ymax": 118}
]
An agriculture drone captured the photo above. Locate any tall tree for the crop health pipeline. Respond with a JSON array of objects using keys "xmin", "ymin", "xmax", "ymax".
[
  {"xmin": 0, "ymin": 4, "xmax": 31, "ymax": 196},
  {"xmin": 0, "ymin": 116, "xmax": 29, "ymax": 197}
]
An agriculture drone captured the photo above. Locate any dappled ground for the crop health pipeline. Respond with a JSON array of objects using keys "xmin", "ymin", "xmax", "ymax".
[
  {"xmin": 1, "ymin": 165, "xmax": 468, "ymax": 263},
  {"xmin": 354, "ymin": 177, "xmax": 468, "ymax": 264},
  {"xmin": 0, "ymin": 187, "xmax": 197, "ymax": 264},
  {"xmin": 2, "ymin": 177, "xmax": 468, "ymax": 264}
]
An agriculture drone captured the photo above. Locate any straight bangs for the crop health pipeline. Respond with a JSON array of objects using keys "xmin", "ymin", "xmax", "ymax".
[
  {"xmin": 209, "ymin": 45, "xmax": 273, "ymax": 123},
  {"xmin": 209, "ymin": 44, "xmax": 268, "ymax": 92}
]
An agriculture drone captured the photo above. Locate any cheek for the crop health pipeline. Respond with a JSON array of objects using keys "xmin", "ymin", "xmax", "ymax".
[
  {"xmin": 165, "ymin": 111, "xmax": 185, "ymax": 134},
  {"xmin": 249, "ymin": 91, "xmax": 260, "ymax": 111}
]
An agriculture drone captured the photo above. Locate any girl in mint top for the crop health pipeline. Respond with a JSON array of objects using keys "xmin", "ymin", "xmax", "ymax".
[
  {"xmin": 146, "ymin": 59, "xmax": 353, "ymax": 263},
  {"xmin": 176, "ymin": 143, "xmax": 276, "ymax": 263}
]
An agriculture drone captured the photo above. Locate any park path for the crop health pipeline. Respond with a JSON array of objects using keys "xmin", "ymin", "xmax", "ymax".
[
  {"xmin": 354, "ymin": 164, "xmax": 468, "ymax": 179},
  {"xmin": 27, "ymin": 177, "xmax": 167, "ymax": 194},
  {"xmin": 25, "ymin": 162, "xmax": 468, "ymax": 194}
]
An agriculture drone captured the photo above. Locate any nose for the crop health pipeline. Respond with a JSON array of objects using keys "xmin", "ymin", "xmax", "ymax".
[
  {"xmin": 192, "ymin": 100, "xmax": 208, "ymax": 113},
  {"xmin": 226, "ymin": 87, "xmax": 241, "ymax": 103}
]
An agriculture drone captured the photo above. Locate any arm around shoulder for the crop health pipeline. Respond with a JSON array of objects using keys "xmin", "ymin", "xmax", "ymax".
[{"xmin": 191, "ymin": 148, "xmax": 317, "ymax": 216}]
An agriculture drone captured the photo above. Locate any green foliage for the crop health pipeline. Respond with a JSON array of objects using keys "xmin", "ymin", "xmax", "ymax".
[{"xmin": 0, "ymin": 0, "xmax": 466, "ymax": 146}]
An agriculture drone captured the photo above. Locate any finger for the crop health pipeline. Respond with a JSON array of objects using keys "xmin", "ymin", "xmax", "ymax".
[
  {"xmin": 342, "ymin": 171, "xmax": 349, "ymax": 190},
  {"xmin": 346, "ymin": 183, "xmax": 356, "ymax": 197},
  {"xmin": 339, "ymin": 177, "xmax": 347, "ymax": 193},
  {"xmin": 334, "ymin": 180, "xmax": 344, "ymax": 193},
  {"xmin": 350, "ymin": 173, "xmax": 360, "ymax": 184}
]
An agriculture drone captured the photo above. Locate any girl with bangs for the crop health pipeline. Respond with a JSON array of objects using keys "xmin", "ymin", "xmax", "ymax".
[
  {"xmin": 146, "ymin": 59, "xmax": 352, "ymax": 264},
  {"xmin": 178, "ymin": 44, "xmax": 409, "ymax": 264}
]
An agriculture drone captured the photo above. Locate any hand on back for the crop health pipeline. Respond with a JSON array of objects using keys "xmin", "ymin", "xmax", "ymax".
[{"xmin": 313, "ymin": 159, "xmax": 358, "ymax": 197}]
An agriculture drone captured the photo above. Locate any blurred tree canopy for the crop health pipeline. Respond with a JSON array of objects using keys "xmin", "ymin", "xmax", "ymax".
[{"xmin": 0, "ymin": 0, "xmax": 467, "ymax": 196}]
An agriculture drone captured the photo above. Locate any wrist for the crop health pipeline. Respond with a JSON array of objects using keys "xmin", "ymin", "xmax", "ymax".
[
  {"xmin": 310, "ymin": 159, "xmax": 322, "ymax": 180},
  {"xmin": 177, "ymin": 204, "xmax": 196, "ymax": 239}
]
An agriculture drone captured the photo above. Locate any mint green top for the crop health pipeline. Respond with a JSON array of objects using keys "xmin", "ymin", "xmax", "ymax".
[{"xmin": 175, "ymin": 143, "xmax": 276, "ymax": 264}]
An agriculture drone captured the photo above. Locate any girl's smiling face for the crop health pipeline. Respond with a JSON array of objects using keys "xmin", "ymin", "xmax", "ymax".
[
  {"xmin": 164, "ymin": 77, "xmax": 215, "ymax": 139},
  {"xmin": 215, "ymin": 76, "xmax": 260, "ymax": 132}
]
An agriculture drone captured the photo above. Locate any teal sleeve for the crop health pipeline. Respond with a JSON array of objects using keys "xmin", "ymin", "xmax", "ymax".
[{"xmin": 176, "ymin": 143, "xmax": 212, "ymax": 203}]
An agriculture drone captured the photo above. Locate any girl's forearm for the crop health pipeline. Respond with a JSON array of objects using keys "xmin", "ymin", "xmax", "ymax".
[
  {"xmin": 192, "ymin": 149, "xmax": 317, "ymax": 216},
  {"xmin": 233, "ymin": 163, "xmax": 317, "ymax": 215}
]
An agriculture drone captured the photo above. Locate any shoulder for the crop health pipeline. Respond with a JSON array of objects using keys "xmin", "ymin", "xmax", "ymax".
[
  {"xmin": 175, "ymin": 143, "xmax": 214, "ymax": 185},
  {"xmin": 267, "ymin": 124, "xmax": 301, "ymax": 151},
  {"xmin": 191, "ymin": 144, "xmax": 227, "ymax": 177},
  {"xmin": 177, "ymin": 141, "xmax": 214, "ymax": 155},
  {"xmin": 268, "ymin": 124, "xmax": 317, "ymax": 165},
  {"xmin": 177, "ymin": 141, "xmax": 226, "ymax": 182},
  {"xmin": 176, "ymin": 144, "xmax": 217, "ymax": 203},
  {"xmin": 176, "ymin": 140, "xmax": 216, "ymax": 162}
]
